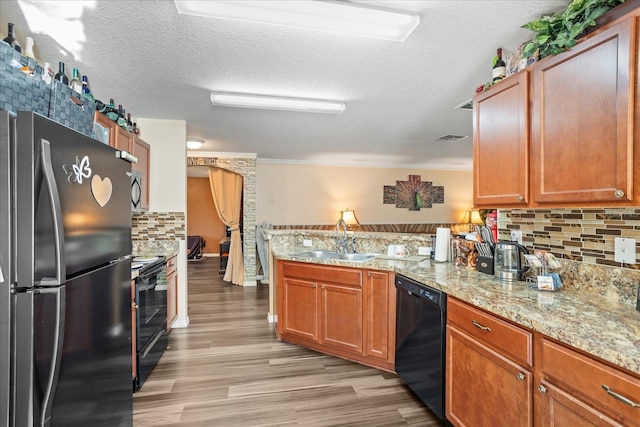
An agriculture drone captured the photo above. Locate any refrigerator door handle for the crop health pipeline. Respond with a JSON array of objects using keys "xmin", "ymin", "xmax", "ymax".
[
  {"xmin": 37, "ymin": 286, "xmax": 66, "ymax": 427},
  {"xmin": 39, "ymin": 138, "xmax": 66, "ymax": 287}
]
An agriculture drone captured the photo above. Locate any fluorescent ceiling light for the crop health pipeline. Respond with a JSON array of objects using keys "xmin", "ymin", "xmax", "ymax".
[
  {"xmin": 211, "ymin": 92, "xmax": 345, "ymax": 114},
  {"xmin": 174, "ymin": 1, "xmax": 420, "ymax": 42},
  {"xmin": 187, "ymin": 138, "xmax": 203, "ymax": 149}
]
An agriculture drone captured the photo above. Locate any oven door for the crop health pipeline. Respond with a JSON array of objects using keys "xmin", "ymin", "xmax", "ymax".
[{"xmin": 135, "ymin": 263, "xmax": 167, "ymax": 348}]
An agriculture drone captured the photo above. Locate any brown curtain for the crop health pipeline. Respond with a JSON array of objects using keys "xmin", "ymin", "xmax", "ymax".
[{"xmin": 208, "ymin": 168, "xmax": 244, "ymax": 285}]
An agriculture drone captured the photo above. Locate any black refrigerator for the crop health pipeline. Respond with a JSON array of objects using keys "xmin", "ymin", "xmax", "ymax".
[{"xmin": 0, "ymin": 110, "xmax": 133, "ymax": 426}]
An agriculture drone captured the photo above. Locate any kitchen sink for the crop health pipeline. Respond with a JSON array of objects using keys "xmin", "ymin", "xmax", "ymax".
[{"xmin": 291, "ymin": 250, "xmax": 377, "ymax": 263}]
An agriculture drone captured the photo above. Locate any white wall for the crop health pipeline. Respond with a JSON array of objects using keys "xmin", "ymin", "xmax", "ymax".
[
  {"xmin": 136, "ymin": 118, "xmax": 189, "ymax": 327},
  {"xmin": 256, "ymin": 162, "xmax": 473, "ymax": 225}
]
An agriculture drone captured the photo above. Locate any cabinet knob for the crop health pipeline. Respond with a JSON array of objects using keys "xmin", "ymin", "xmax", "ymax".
[
  {"xmin": 516, "ymin": 372, "xmax": 525, "ymax": 381},
  {"xmin": 614, "ymin": 189, "xmax": 625, "ymax": 198},
  {"xmin": 538, "ymin": 385, "xmax": 547, "ymax": 394},
  {"xmin": 132, "ymin": 302, "xmax": 138, "ymax": 309},
  {"xmin": 367, "ymin": 272, "xmax": 371, "ymax": 277},
  {"xmin": 517, "ymin": 194, "xmax": 524, "ymax": 202}
]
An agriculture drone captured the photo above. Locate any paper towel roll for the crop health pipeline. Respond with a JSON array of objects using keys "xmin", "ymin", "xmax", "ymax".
[{"xmin": 434, "ymin": 227, "xmax": 450, "ymax": 262}]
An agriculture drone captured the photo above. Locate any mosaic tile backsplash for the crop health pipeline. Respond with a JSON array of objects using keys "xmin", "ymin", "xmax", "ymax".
[{"xmin": 132, "ymin": 211, "xmax": 186, "ymax": 241}]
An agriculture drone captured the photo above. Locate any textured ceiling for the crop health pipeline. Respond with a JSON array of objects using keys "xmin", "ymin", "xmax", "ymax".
[{"xmin": 0, "ymin": 0, "xmax": 569, "ymax": 169}]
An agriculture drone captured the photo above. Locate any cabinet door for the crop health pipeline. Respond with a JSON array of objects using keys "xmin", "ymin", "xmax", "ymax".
[
  {"xmin": 364, "ymin": 270, "xmax": 393, "ymax": 364},
  {"xmin": 473, "ymin": 72, "xmax": 529, "ymax": 207},
  {"xmin": 320, "ymin": 283, "xmax": 363, "ymax": 354},
  {"xmin": 531, "ymin": 17, "xmax": 637, "ymax": 204},
  {"xmin": 166, "ymin": 256, "xmax": 178, "ymax": 332},
  {"xmin": 94, "ymin": 112, "xmax": 116, "ymax": 147},
  {"xmin": 114, "ymin": 125, "xmax": 133, "ymax": 153},
  {"xmin": 535, "ymin": 380, "xmax": 624, "ymax": 427},
  {"xmin": 281, "ymin": 277, "xmax": 318, "ymax": 342},
  {"xmin": 446, "ymin": 325, "xmax": 533, "ymax": 427},
  {"xmin": 132, "ymin": 136, "xmax": 150, "ymax": 210}
]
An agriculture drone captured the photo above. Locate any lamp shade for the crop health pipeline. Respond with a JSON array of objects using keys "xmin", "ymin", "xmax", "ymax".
[{"xmin": 341, "ymin": 209, "xmax": 359, "ymax": 225}]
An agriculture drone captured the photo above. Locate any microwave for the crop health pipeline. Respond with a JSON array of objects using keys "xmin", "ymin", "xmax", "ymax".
[{"xmin": 131, "ymin": 169, "xmax": 143, "ymax": 211}]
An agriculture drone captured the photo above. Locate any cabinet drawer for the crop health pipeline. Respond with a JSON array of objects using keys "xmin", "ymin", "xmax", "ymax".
[
  {"xmin": 447, "ymin": 298, "xmax": 532, "ymax": 367},
  {"xmin": 541, "ymin": 338, "xmax": 640, "ymax": 425},
  {"xmin": 282, "ymin": 262, "xmax": 362, "ymax": 286}
]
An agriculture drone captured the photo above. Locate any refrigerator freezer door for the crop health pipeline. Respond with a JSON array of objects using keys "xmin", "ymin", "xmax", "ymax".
[
  {"xmin": 33, "ymin": 259, "xmax": 133, "ymax": 426},
  {"xmin": 15, "ymin": 111, "xmax": 131, "ymax": 288},
  {"xmin": 0, "ymin": 110, "xmax": 13, "ymax": 426}
]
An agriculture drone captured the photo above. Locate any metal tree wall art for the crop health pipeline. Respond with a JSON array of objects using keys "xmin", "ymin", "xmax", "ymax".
[{"xmin": 383, "ymin": 175, "xmax": 444, "ymax": 211}]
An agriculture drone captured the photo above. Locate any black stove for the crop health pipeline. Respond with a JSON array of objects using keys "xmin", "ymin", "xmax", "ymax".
[{"xmin": 132, "ymin": 255, "xmax": 168, "ymax": 390}]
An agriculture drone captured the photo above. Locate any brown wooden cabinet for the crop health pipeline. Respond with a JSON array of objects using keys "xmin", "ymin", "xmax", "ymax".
[
  {"xmin": 535, "ymin": 337, "xmax": 640, "ymax": 427},
  {"xmin": 166, "ymin": 255, "xmax": 178, "ymax": 332},
  {"xmin": 277, "ymin": 261, "xmax": 395, "ymax": 371},
  {"xmin": 93, "ymin": 112, "xmax": 151, "ymax": 211},
  {"xmin": 364, "ymin": 270, "xmax": 395, "ymax": 365},
  {"xmin": 530, "ymin": 16, "xmax": 639, "ymax": 206},
  {"xmin": 474, "ymin": 8, "xmax": 640, "ymax": 208},
  {"xmin": 473, "ymin": 71, "xmax": 529, "ymax": 207},
  {"xmin": 446, "ymin": 298, "xmax": 533, "ymax": 427},
  {"xmin": 132, "ymin": 135, "xmax": 150, "ymax": 210},
  {"xmin": 320, "ymin": 281, "xmax": 363, "ymax": 354}
]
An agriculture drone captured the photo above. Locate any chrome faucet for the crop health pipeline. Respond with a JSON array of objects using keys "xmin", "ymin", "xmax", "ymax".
[{"xmin": 335, "ymin": 219, "xmax": 356, "ymax": 253}]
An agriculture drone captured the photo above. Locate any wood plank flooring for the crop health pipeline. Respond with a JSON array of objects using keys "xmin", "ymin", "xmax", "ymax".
[{"xmin": 133, "ymin": 258, "xmax": 440, "ymax": 426}]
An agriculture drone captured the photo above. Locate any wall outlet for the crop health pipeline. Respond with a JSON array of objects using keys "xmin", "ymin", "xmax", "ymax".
[
  {"xmin": 510, "ymin": 230, "xmax": 523, "ymax": 245},
  {"xmin": 303, "ymin": 239, "xmax": 313, "ymax": 247},
  {"xmin": 418, "ymin": 246, "xmax": 430, "ymax": 256},
  {"xmin": 614, "ymin": 237, "xmax": 636, "ymax": 264}
]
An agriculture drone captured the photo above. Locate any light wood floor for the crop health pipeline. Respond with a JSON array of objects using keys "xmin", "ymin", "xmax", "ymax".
[{"xmin": 133, "ymin": 258, "xmax": 440, "ymax": 426}]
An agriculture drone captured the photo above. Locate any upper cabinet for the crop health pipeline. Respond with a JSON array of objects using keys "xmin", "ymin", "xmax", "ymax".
[
  {"xmin": 473, "ymin": 72, "xmax": 529, "ymax": 207},
  {"xmin": 474, "ymin": 8, "xmax": 639, "ymax": 208},
  {"xmin": 94, "ymin": 112, "xmax": 151, "ymax": 211}
]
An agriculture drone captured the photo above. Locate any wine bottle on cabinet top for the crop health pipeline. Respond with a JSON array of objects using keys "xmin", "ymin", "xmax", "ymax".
[
  {"xmin": 81, "ymin": 75, "xmax": 94, "ymax": 101},
  {"xmin": 70, "ymin": 68, "xmax": 82, "ymax": 94},
  {"xmin": 54, "ymin": 62, "xmax": 69, "ymax": 85},
  {"xmin": 23, "ymin": 36, "xmax": 35, "ymax": 59},
  {"xmin": 492, "ymin": 48, "xmax": 506, "ymax": 82},
  {"xmin": 2, "ymin": 23, "xmax": 22, "ymax": 53}
]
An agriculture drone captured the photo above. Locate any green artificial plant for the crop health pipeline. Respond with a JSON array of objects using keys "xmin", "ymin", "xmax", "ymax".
[{"xmin": 522, "ymin": 0, "xmax": 625, "ymax": 58}]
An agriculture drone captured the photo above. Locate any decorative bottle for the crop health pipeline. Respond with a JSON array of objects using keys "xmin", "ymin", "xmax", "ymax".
[
  {"xmin": 492, "ymin": 48, "xmax": 506, "ymax": 82},
  {"xmin": 69, "ymin": 68, "xmax": 82, "ymax": 94},
  {"xmin": 106, "ymin": 99, "xmax": 118, "ymax": 121},
  {"xmin": 2, "ymin": 23, "xmax": 22, "ymax": 53},
  {"xmin": 41, "ymin": 62, "xmax": 53, "ymax": 85},
  {"xmin": 23, "ymin": 36, "xmax": 35, "ymax": 59},
  {"xmin": 81, "ymin": 75, "xmax": 94, "ymax": 101},
  {"xmin": 54, "ymin": 62, "xmax": 69, "ymax": 85}
]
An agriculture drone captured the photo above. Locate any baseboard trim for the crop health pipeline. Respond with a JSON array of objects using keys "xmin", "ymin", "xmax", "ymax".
[{"xmin": 171, "ymin": 317, "xmax": 190, "ymax": 328}]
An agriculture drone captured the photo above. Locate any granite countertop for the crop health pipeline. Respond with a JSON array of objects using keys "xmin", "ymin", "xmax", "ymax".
[{"xmin": 275, "ymin": 248, "xmax": 640, "ymax": 376}]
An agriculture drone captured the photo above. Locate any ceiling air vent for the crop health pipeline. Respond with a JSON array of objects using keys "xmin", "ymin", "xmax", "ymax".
[
  {"xmin": 435, "ymin": 135, "xmax": 468, "ymax": 142},
  {"xmin": 454, "ymin": 98, "xmax": 473, "ymax": 110}
]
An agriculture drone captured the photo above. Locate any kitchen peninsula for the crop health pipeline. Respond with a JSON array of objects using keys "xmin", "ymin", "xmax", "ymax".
[{"xmin": 266, "ymin": 229, "xmax": 640, "ymax": 426}]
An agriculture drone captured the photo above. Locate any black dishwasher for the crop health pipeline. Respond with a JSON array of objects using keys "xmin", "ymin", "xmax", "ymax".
[{"xmin": 395, "ymin": 274, "xmax": 447, "ymax": 422}]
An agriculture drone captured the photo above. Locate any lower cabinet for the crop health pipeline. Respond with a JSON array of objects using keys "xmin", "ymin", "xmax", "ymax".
[
  {"xmin": 446, "ymin": 298, "xmax": 640, "ymax": 427},
  {"xmin": 535, "ymin": 336, "xmax": 640, "ymax": 427},
  {"xmin": 277, "ymin": 260, "xmax": 395, "ymax": 371},
  {"xmin": 166, "ymin": 255, "xmax": 178, "ymax": 332},
  {"xmin": 446, "ymin": 298, "xmax": 533, "ymax": 427}
]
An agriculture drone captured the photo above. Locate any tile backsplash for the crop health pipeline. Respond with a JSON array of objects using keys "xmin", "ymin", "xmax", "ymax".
[
  {"xmin": 132, "ymin": 211, "xmax": 186, "ymax": 241},
  {"xmin": 499, "ymin": 208, "xmax": 640, "ymax": 270}
]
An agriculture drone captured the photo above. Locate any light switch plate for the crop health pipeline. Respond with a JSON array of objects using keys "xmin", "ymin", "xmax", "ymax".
[
  {"xmin": 614, "ymin": 237, "xmax": 636, "ymax": 264},
  {"xmin": 303, "ymin": 239, "xmax": 313, "ymax": 247}
]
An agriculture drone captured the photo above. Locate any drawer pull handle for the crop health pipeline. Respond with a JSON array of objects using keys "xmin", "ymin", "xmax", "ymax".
[
  {"xmin": 538, "ymin": 385, "xmax": 547, "ymax": 394},
  {"xmin": 602, "ymin": 385, "xmax": 640, "ymax": 408},
  {"xmin": 516, "ymin": 372, "xmax": 525, "ymax": 381},
  {"xmin": 472, "ymin": 320, "xmax": 491, "ymax": 332}
]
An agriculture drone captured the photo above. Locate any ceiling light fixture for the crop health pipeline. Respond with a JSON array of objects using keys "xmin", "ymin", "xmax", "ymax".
[
  {"xmin": 211, "ymin": 92, "xmax": 345, "ymax": 114},
  {"xmin": 174, "ymin": 0, "xmax": 420, "ymax": 42},
  {"xmin": 187, "ymin": 138, "xmax": 204, "ymax": 150}
]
